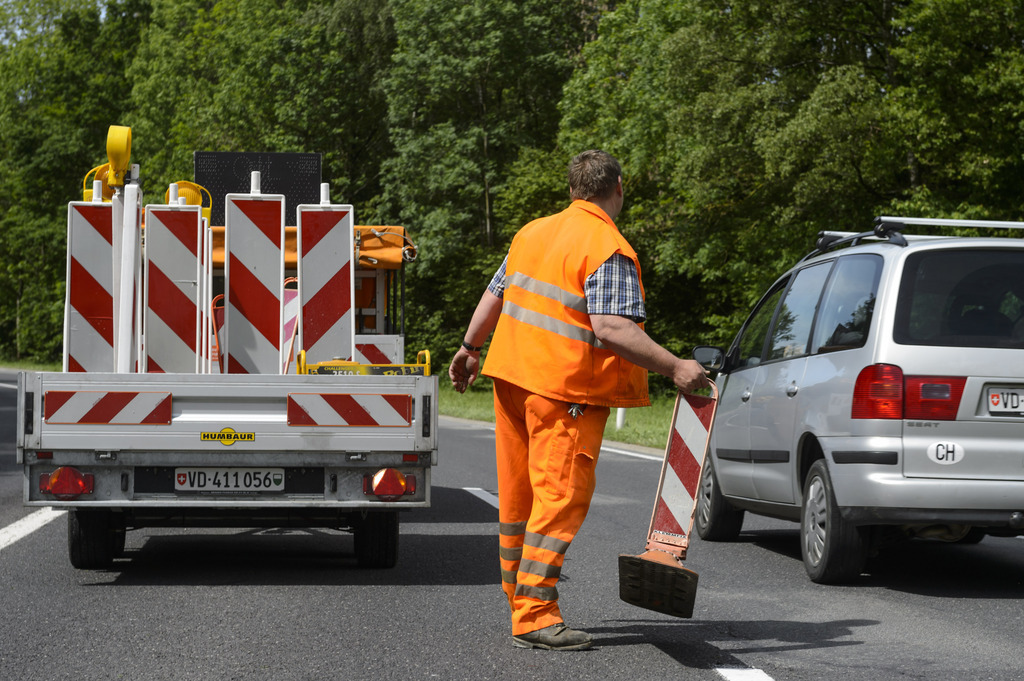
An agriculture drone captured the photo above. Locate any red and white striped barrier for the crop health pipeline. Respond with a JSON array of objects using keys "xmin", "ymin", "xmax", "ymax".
[
  {"xmin": 645, "ymin": 384, "xmax": 718, "ymax": 559},
  {"xmin": 43, "ymin": 390, "xmax": 173, "ymax": 425},
  {"xmin": 64, "ymin": 203, "xmax": 115, "ymax": 373},
  {"xmin": 286, "ymin": 393, "xmax": 412, "ymax": 427},
  {"xmin": 353, "ymin": 334, "xmax": 404, "ymax": 364},
  {"xmin": 143, "ymin": 205, "xmax": 203, "ymax": 373},
  {"xmin": 223, "ymin": 191, "xmax": 285, "ymax": 374},
  {"xmin": 296, "ymin": 204, "xmax": 355, "ymax": 364},
  {"xmin": 281, "ymin": 286, "xmax": 299, "ymax": 373}
]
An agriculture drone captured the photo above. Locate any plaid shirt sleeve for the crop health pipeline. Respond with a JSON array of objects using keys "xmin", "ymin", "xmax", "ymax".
[
  {"xmin": 585, "ymin": 253, "xmax": 646, "ymax": 322},
  {"xmin": 486, "ymin": 255, "xmax": 508, "ymax": 298}
]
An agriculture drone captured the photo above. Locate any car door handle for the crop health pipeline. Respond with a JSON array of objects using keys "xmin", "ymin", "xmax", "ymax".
[
  {"xmin": 786, "ymin": 383, "xmax": 799, "ymax": 397},
  {"xmin": 741, "ymin": 389, "xmax": 752, "ymax": 402}
]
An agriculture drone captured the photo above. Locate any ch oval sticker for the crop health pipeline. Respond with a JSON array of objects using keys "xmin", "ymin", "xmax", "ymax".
[{"xmin": 927, "ymin": 442, "xmax": 965, "ymax": 465}]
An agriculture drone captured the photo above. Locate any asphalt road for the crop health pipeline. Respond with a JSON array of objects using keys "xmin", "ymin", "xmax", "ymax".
[{"xmin": 2, "ymin": 370, "xmax": 1023, "ymax": 680}]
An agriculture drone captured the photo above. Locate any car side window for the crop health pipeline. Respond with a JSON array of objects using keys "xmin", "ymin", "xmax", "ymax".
[
  {"xmin": 767, "ymin": 262, "xmax": 832, "ymax": 361},
  {"xmin": 812, "ymin": 254, "xmax": 882, "ymax": 354},
  {"xmin": 735, "ymin": 284, "xmax": 786, "ymax": 369}
]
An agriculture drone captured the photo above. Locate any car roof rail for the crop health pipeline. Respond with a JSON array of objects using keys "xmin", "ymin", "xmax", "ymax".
[
  {"xmin": 876, "ymin": 215, "xmax": 1024, "ymax": 231},
  {"xmin": 803, "ymin": 215, "xmax": 1024, "ymax": 261},
  {"xmin": 802, "ymin": 223, "xmax": 906, "ymax": 262}
]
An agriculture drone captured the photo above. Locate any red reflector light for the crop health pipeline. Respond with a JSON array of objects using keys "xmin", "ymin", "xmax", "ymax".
[
  {"xmin": 36, "ymin": 452, "xmax": 53, "ymax": 460},
  {"xmin": 364, "ymin": 468, "xmax": 415, "ymax": 501},
  {"xmin": 852, "ymin": 364, "xmax": 903, "ymax": 419},
  {"xmin": 39, "ymin": 467, "xmax": 94, "ymax": 500},
  {"xmin": 905, "ymin": 376, "xmax": 966, "ymax": 420}
]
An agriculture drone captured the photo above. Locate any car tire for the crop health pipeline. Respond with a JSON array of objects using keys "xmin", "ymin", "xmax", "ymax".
[
  {"xmin": 68, "ymin": 509, "xmax": 117, "ymax": 570},
  {"xmin": 695, "ymin": 456, "xmax": 745, "ymax": 541},
  {"xmin": 354, "ymin": 510, "xmax": 399, "ymax": 569},
  {"xmin": 801, "ymin": 459, "xmax": 866, "ymax": 584}
]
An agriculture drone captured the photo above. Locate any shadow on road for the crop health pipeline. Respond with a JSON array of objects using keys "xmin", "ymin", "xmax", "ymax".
[
  {"xmin": 720, "ymin": 527, "xmax": 1024, "ymax": 599},
  {"xmin": 87, "ymin": 487, "xmax": 499, "ymax": 588},
  {"xmin": 591, "ymin": 616, "xmax": 878, "ymax": 668}
]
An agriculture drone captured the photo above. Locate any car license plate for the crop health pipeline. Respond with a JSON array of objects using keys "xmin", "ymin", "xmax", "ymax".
[
  {"xmin": 175, "ymin": 468, "xmax": 285, "ymax": 492},
  {"xmin": 987, "ymin": 388, "xmax": 1024, "ymax": 414}
]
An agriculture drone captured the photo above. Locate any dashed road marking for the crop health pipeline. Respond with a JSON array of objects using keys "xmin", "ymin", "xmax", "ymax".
[{"xmin": 716, "ymin": 669, "xmax": 775, "ymax": 681}]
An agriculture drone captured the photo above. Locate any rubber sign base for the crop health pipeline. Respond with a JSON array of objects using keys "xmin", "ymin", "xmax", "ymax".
[{"xmin": 618, "ymin": 550, "xmax": 699, "ymax": 619}]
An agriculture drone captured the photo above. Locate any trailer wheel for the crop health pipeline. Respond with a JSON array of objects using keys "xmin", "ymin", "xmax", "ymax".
[
  {"xmin": 68, "ymin": 509, "xmax": 118, "ymax": 570},
  {"xmin": 354, "ymin": 511, "xmax": 399, "ymax": 569}
]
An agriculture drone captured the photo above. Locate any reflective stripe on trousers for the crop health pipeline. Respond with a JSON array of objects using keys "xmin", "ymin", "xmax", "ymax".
[{"xmin": 493, "ymin": 378, "xmax": 610, "ymax": 636}]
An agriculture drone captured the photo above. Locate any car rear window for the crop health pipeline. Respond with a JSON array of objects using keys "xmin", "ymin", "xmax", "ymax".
[{"xmin": 894, "ymin": 249, "xmax": 1024, "ymax": 348}]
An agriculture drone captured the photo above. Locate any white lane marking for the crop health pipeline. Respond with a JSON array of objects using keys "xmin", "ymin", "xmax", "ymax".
[
  {"xmin": 716, "ymin": 669, "xmax": 775, "ymax": 681},
  {"xmin": 601, "ymin": 444, "xmax": 663, "ymax": 462},
  {"xmin": 0, "ymin": 508, "xmax": 64, "ymax": 552},
  {"xmin": 463, "ymin": 487, "xmax": 499, "ymax": 509}
]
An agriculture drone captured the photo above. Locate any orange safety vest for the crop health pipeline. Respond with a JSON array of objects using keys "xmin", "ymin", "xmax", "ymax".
[{"xmin": 483, "ymin": 200, "xmax": 650, "ymax": 408}]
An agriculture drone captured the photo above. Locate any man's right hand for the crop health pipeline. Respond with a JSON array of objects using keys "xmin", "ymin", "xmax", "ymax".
[{"xmin": 672, "ymin": 358, "xmax": 709, "ymax": 394}]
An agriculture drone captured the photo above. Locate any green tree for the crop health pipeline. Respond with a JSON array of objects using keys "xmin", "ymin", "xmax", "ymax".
[
  {"xmin": 888, "ymin": 0, "xmax": 1024, "ymax": 218},
  {"xmin": 558, "ymin": 1, "xmax": 914, "ymax": 355},
  {"xmin": 128, "ymin": 0, "xmax": 396, "ymax": 211},
  {"xmin": 380, "ymin": 0, "xmax": 600, "ymax": 361},
  {"xmin": 0, "ymin": 0, "xmax": 150, "ymax": 362}
]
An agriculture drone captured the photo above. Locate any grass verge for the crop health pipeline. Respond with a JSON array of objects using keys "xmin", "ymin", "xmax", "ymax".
[
  {"xmin": 437, "ymin": 378, "xmax": 678, "ymax": 450},
  {"xmin": 0, "ymin": 360, "xmax": 61, "ymax": 371}
]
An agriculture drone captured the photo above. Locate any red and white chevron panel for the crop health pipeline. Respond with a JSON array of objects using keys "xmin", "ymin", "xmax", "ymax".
[
  {"xmin": 64, "ymin": 202, "xmax": 115, "ymax": 373},
  {"xmin": 353, "ymin": 334, "xmax": 404, "ymax": 364},
  {"xmin": 296, "ymin": 205, "xmax": 355, "ymax": 364},
  {"xmin": 647, "ymin": 389, "xmax": 718, "ymax": 555},
  {"xmin": 224, "ymin": 195, "xmax": 285, "ymax": 374},
  {"xmin": 43, "ymin": 390, "xmax": 172, "ymax": 425},
  {"xmin": 144, "ymin": 205, "xmax": 203, "ymax": 373},
  {"xmin": 286, "ymin": 393, "xmax": 412, "ymax": 427}
]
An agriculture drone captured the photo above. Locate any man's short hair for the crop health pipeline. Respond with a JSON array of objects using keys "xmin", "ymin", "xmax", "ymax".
[{"xmin": 568, "ymin": 150, "xmax": 621, "ymax": 201}]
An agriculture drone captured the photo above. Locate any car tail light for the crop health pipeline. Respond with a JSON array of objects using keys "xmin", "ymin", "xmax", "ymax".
[
  {"xmin": 39, "ymin": 467, "xmax": 94, "ymax": 500},
  {"xmin": 852, "ymin": 364, "xmax": 904, "ymax": 419},
  {"xmin": 905, "ymin": 376, "xmax": 966, "ymax": 420},
  {"xmin": 363, "ymin": 468, "xmax": 416, "ymax": 501}
]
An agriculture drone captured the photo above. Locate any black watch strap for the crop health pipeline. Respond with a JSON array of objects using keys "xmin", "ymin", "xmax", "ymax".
[{"xmin": 462, "ymin": 340, "xmax": 483, "ymax": 352}]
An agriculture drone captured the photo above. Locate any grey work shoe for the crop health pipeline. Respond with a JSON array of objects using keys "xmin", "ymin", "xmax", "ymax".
[{"xmin": 512, "ymin": 623, "xmax": 593, "ymax": 651}]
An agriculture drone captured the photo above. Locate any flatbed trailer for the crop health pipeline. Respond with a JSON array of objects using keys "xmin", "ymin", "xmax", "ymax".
[{"xmin": 15, "ymin": 126, "xmax": 438, "ymax": 569}]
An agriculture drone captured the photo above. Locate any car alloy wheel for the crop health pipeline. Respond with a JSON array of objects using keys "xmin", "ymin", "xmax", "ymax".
[{"xmin": 800, "ymin": 459, "xmax": 866, "ymax": 583}]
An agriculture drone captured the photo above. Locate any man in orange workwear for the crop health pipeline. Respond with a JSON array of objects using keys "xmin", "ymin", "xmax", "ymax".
[{"xmin": 448, "ymin": 150, "xmax": 708, "ymax": 651}]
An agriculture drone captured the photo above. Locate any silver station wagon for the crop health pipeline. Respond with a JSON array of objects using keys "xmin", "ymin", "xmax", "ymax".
[{"xmin": 693, "ymin": 217, "xmax": 1024, "ymax": 583}]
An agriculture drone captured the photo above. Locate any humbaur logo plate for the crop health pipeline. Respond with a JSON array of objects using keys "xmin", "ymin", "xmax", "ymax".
[{"xmin": 201, "ymin": 427, "xmax": 256, "ymax": 446}]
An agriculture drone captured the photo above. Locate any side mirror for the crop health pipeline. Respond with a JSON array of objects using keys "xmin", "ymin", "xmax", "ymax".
[{"xmin": 692, "ymin": 345, "xmax": 725, "ymax": 373}]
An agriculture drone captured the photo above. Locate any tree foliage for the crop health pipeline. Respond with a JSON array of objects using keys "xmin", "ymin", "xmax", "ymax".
[
  {"xmin": 2, "ymin": 0, "xmax": 1024, "ymax": 370},
  {"xmin": 0, "ymin": 0, "xmax": 149, "ymax": 361},
  {"xmin": 380, "ymin": 0, "xmax": 599, "ymax": 356}
]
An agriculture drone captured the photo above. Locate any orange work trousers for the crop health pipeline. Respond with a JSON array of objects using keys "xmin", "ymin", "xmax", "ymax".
[{"xmin": 492, "ymin": 378, "xmax": 610, "ymax": 636}]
